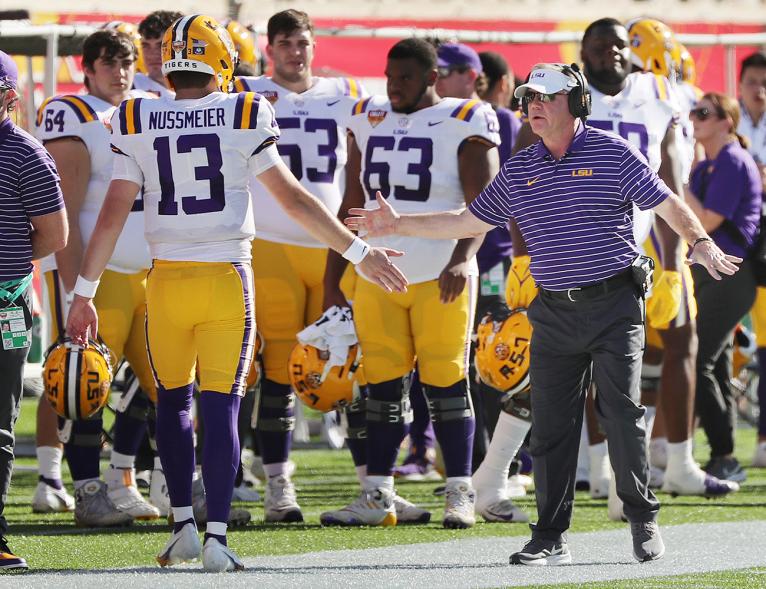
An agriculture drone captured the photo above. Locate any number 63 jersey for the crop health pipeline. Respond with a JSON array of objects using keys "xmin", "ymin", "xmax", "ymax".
[
  {"xmin": 349, "ymin": 96, "xmax": 500, "ymax": 284},
  {"xmin": 110, "ymin": 92, "xmax": 280, "ymax": 263}
]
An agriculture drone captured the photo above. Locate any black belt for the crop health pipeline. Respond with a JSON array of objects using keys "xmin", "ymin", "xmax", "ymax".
[{"xmin": 541, "ymin": 270, "xmax": 634, "ymax": 303}]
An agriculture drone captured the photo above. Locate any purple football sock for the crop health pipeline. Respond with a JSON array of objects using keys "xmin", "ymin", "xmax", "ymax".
[
  {"xmin": 155, "ymin": 383, "xmax": 195, "ymax": 507},
  {"xmin": 111, "ymin": 391, "xmax": 149, "ymax": 456},
  {"xmin": 39, "ymin": 475, "xmax": 63, "ymax": 490},
  {"xmin": 425, "ymin": 383, "xmax": 475, "ymax": 477},
  {"xmin": 404, "ymin": 371, "xmax": 435, "ymax": 460},
  {"xmin": 366, "ymin": 378, "xmax": 411, "ymax": 476},
  {"xmin": 255, "ymin": 379, "xmax": 293, "ymax": 465},
  {"xmin": 758, "ymin": 349, "xmax": 766, "ymax": 437},
  {"xmin": 63, "ymin": 416, "xmax": 102, "ymax": 481},
  {"xmin": 204, "ymin": 533, "xmax": 227, "ymax": 547},
  {"xmin": 173, "ymin": 518, "xmax": 196, "ymax": 534},
  {"xmin": 200, "ymin": 391, "xmax": 241, "ymax": 525}
]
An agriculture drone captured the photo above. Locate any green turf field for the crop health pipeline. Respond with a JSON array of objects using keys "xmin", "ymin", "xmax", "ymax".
[{"xmin": 5, "ymin": 397, "xmax": 766, "ymax": 584}]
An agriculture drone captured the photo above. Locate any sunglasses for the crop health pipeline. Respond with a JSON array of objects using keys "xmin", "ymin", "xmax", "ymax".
[
  {"xmin": 437, "ymin": 66, "xmax": 470, "ymax": 79},
  {"xmin": 689, "ymin": 107, "xmax": 719, "ymax": 121},
  {"xmin": 523, "ymin": 91, "xmax": 566, "ymax": 104}
]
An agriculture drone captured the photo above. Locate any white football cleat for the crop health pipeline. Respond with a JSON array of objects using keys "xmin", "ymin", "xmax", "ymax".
[
  {"xmin": 320, "ymin": 487, "xmax": 397, "ymax": 526},
  {"xmin": 478, "ymin": 498, "xmax": 529, "ymax": 523},
  {"xmin": 74, "ymin": 480, "xmax": 134, "ymax": 528},
  {"xmin": 507, "ymin": 474, "xmax": 530, "ymax": 498},
  {"xmin": 32, "ymin": 481, "xmax": 75, "ymax": 513},
  {"xmin": 264, "ymin": 475, "xmax": 303, "ymax": 523},
  {"xmin": 232, "ymin": 483, "xmax": 261, "ymax": 503},
  {"xmin": 202, "ymin": 537, "xmax": 244, "ymax": 572},
  {"xmin": 149, "ymin": 467, "xmax": 170, "ymax": 517},
  {"xmin": 393, "ymin": 493, "xmax": 431, "ymax": 524},
  {"xmin": 105, "ymin": 467, "xmax": 161, "ymax": 521},
  {"xmin": 443, "ymin": 481, "xmax": 476, "ymax": 529},
  {"xmin": 156, "ymin": 521, "xmax": 201, "ymax": 567}
]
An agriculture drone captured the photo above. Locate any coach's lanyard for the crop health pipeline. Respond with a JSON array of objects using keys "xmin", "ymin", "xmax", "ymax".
[{"xmin": 0, "ymin": 273, "xmax": 33, "ymax": 304}]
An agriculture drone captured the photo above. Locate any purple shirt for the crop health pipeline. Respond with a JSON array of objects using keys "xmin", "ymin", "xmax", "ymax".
[
  {"xmin": 689, "ymin": 142, "xmax": 761, "ymax": 259},
  {"xmin": 469, "ymin": 124, "xmax": 671, "ymax": 290},
  {"xmin": 477, "ymin": 105, "xmax": 522, "ymax": 274},
  {"xmin": 0, "ymin": 117, "xmax": 64, "ymax": 280}
]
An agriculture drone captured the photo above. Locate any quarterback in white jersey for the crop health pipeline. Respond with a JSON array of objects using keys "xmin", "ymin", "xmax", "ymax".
[
  {"xmin": 322, "ymin": 38, "xmax": 500, "ymax": 530},
  {"xmin": 34, "ymin": 29, "xmax": 161, "ymax": 528},
  {"xmin": 66, "ymin": 15, "xmax": 405, "ymax": 571}
]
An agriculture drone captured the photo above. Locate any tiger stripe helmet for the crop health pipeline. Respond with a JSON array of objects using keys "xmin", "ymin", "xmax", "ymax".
[
  {"xmin": 626, "ymin": 18, "xmax": 682, "ymax": 79},
  {"xmin": 245, "ymin": 331, "xmax": 264, "ymax": 389},
  {"xmin": 161, "ymin": 14, "xmax": 238, "ymax": 92},
  {"xmin": 43, "ymin": 339, "xmax": 113, "ymax": 420},
  {"xmin": 288, "ymin": 343, "xmax": 365, "ymax": 413},
  {"xmin": 225, "ymin": 20, "xmax": 259, "ymax": 72},
  {"xmin": 475, "ymin": 306, "xmax": 531, "ymax": 396},
  {"xmin": 103, "ymin": 21, "xmax": 146, "ymax": 74}
]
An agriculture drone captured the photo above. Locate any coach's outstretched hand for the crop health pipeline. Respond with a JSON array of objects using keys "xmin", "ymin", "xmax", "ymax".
[
  {"xmin": 686, "ymin": 239, "xmax": 741, "ymax": 280},
  {"xmin": 345, "ymin": 191, "xmax": 399, "ymax": 238},
  {"xmin": 359, "ymin": 246, "xmax": 408, "ymax": 293},
  {"xmin": 66, "ymin": 296, "xmax": 99, "ymax": 346}
]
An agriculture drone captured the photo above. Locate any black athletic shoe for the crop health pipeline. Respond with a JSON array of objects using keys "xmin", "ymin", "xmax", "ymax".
[
  {"xmin": 704, "ymin": 456, "xmax": 747, "ymax": 483},
  {"xmin": 509, "ymin": 537, "xmax": 572, "ymax": 566},
  {"xmin": 0, "ymin": 536, "xmax": 28, "ymax": 571},
  {"xmin": 631, "ymin": 521, "xmax": 665, "ymax": 562}
]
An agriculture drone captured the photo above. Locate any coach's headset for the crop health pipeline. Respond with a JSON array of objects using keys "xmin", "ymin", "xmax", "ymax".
[{"xmin": 521, "ymin": 63, "xmax": 591, "ymax": 121}]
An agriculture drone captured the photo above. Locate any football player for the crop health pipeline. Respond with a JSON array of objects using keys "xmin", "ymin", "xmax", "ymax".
[
  {"xmin": 35, "ymin": 29, "xmax": 161, "ymax": 526},
  {"xmin": 736, "ymin": 51, "xmax": 766, "ymax": 467},
  {"xmin": 66, "ymin": 14, "xmax": 405, "ymax": 571},
  {"xmin": 233, "ymin": 9, "xmax": 366, "ymax": 523},
  {"xmin": 321, "ymin": 37, "xmax": 500, "ymax": 529},
  {"xmin": 134, "ymin": 10, "xmax": 182, "ymax": 98},
  {"xmin": 433, "ymin": 42, "xmax": 529, "ymax": 524},
  {"xmin": 582, "ymin": 18, "xmax": 737, "ymax": 498}
]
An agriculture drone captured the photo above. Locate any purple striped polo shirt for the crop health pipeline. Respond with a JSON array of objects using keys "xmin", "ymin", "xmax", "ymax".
[
  {"xmin": 0, "ymin": 117, "xmax": 64, "ymax": 281},
  {"xmin": 469, "ymin": 123, "xmax": 671, "ymax": 290}
]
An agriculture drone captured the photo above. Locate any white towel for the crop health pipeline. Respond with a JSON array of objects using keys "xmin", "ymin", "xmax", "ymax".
[{"xmin": 296, "ymin": 306, "xmax": 358, "ymax": 381}]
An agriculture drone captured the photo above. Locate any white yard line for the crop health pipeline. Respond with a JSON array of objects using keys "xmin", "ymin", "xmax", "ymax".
[{"xmin": 12, "ymin": 520, "xmax": 766, "ymax": 588}]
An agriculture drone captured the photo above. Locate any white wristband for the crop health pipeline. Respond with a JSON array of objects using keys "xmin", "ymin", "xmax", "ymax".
[
  {"xmin": 73, "ymin": 275, "xmax": 100, "ymax": 299},
  {"xmin": 342, "ymin": 237, "xmax": 371, "ymax": 265}
]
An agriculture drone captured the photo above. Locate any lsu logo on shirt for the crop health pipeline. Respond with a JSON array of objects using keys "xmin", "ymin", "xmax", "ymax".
[{"xmin": 571, "ymin": 169, "xmax": 594, "ymax": 177}]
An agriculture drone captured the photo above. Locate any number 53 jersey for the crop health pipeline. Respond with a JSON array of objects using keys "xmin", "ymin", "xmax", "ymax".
[
  {"xmin": 236, "ymin": 76, "xmax": 365, "ymax": 248},
  {"xmin": 110, "ymin": 92, "xmax": 280, "ymax": 263},
  {"xmin": 349, "ymin": 96, "xmax": 500, "ymax": 284}
]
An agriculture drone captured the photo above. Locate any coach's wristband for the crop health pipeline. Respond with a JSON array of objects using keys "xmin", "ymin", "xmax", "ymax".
[
  {"xmin": 342, "ymin": 237, "xmax": 371, "ymax": 265},
  {"xmin": 73, "ymin": 275, "xmax": 100, "ymax": 299}
]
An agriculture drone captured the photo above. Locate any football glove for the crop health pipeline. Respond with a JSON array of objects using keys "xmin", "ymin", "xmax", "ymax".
[
  {"xmin": 646, "ymin": 270, "xmax": 683, "ymax": 328},
  {"xmin": 505, "ymin": 255, "xmax": 538, "ymax": 309}
]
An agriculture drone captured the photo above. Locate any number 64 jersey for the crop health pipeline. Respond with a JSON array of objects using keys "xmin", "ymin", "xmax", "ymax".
[
  {"xmin": 110, "ymin": 91, "xmax": 280, "ymax": 263},
  {"xmin": 349, "ymin": 96, "xmax": 500, "ymax": 284}
]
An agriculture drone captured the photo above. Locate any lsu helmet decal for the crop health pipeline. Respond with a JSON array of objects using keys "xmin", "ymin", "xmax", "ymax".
[
  {"xmin": 288, "ymin": 343, "xmax": 365, "ymax": 413},
  {"xmin": 475, "ymin": 306, "xmax": 531, "ymax": 396},
  {"xmin": 103, "ymin": 21, "xmax": 146, "ymax": 74},
  {"xmin": 162, "ymin": 14, "xmax": 238, "ymax": 92},
  {"xmin": 626, "ymin": 18, "xmax": 682, "ymax": 79},
  {"xmin": 43, "ymin": 338, "xmax": 113, "ymax": 420}
]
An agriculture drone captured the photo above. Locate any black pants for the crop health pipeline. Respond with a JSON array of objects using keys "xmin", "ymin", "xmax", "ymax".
[
  {"xmin": 527, "ymin": 281, "xmax": 659, "ymax": 541},
  {"xmin": 692, "ymin": 261, "xmax": 757, "ymax": 458},
  {"xmin": 0, "ymin": 285, "xmax": 32, "ymax": 535}
]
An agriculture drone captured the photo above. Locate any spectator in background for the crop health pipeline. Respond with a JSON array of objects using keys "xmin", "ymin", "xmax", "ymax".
[
  {"xmin": 479, "ymin": 51, "xmax": 520, "ymax": 161},
  {"xmin": 686, "ymin": 93, "xmax": 761, "ymax": 482},
  {"xmin": 134, "ymin": 10, "xmax": 183, "ymax": 98},
  {"xmin": 737, "ymin": 51, "xmax": 766, "ymax": 467},
  {"xmin": 0, "ymin": 51, "xmax": 68, "ymax": 571}
]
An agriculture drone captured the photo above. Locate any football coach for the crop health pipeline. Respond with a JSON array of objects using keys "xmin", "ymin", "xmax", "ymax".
[
  {"xmin": 0, "ymin": 51, "xmax": 67, "ymax": 571},
  {"xmin": 344, "ymin": 62, "xmax": 740, "ymax": 566}
]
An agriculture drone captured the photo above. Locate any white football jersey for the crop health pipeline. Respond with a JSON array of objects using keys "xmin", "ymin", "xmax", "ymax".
[
  {"xmin": 110, "ymin": 91, "xmax": 280, "ymax": 263},
  {"xmin": 349, "ymin": 96, "xmax": 500, "ymax": 284},
  {"xmin": 236, "ymin": 76, "xmax": 366, "ymax": 247},
  {"xmin": 36, "ymin": 93, "xmax": 151, "ymax": 274},
  {"xmin": 133, "ymin": 73, "xmax": 175, "ymax": 99},
  {"xmin": 588, "ymin": 72, "xmax": 680, "ymax": 244}
]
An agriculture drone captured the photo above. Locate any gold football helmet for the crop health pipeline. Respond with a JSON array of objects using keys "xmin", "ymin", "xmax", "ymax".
[
  {"xmin": 626, "ymin": 18, "xmax": 682, "ymax": 79},
  {"xmin": 103, "ymin": 21, "xmax": 146, "ymax": 74},
  {"xmin": 288, "ymin": 343, "xmax": 365, "ymax": 413},
  {"xmin": 733, "ymin": 323, "xmax": 757, "ymax": 379},
  {"xmin": 475, "ymin": 306, "xmax": 532, "ymax": 396},
  {"xmin": 245, "ymin": 331, "xmax": 264, "ymax": 389},
  {"xmin": 161, "ymin": 14, "xmax": 238, "ymax": 92},
  {"xmin": 225, "ymin": 20, "xmax": 259, "ymax": 73},
  {"xmin": 43, "ymin": 339, "xmax": 113, "ymax": 420},
  {"xmin": 678, "ymin": 43, "xmax": 696, "ymax": 84}
]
